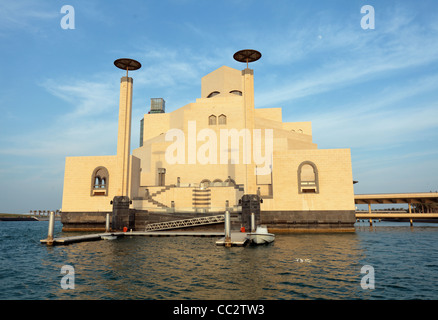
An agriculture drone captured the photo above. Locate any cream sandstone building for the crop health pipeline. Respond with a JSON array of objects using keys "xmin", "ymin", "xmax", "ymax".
[{"xmin": 61, "ymin": 65, "xmax": 356, "ymax": 232}]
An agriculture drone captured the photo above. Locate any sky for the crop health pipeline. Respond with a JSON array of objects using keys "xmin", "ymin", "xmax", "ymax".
[{"xmin": 0, "ymin": 0, "xmax": 437, "ymax": 213}]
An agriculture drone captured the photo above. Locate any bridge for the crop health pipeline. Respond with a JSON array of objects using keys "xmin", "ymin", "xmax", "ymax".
[{"xmin": 354, "ymin": 192, "xmax": 438, "ymax": 225}]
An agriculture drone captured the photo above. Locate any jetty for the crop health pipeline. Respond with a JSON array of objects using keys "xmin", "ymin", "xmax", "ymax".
[
  {"xmin": 40, "ymin": 210, "xmax": 249, "ymax": 246},
  {"xmin": 40, "ymin": 231, "xmax": 223, "ymax": 246}
]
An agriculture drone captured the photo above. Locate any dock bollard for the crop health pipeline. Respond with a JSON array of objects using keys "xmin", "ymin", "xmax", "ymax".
[
  {"xmin": 47, "ymin": 211, "xmax": 55, "ymax": 246},
  {"xmin": 225, "ymin": 211, "xmax": 231, "ymax": 247},
  {"xmin": 105, "ymin": 213, "xmax": 110, "ymax": 232},
  {"xmin": 251, "ymin": 212, "xmax": 256, "ymax": 232}
]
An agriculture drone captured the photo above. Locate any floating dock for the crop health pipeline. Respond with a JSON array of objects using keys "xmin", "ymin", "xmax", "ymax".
[
  {"xmin": 40, "ymin": 211, "xmax": 252, "ymax": 247},
  {"xmin": 40, "ymin": 230, "xmax": 252, "ymax": 247},
  {"xmin": 215, "ymin": 232, "xmax": 249, "ymax": 247},
  {"xmin": 40, "ymin": 231, "xmax": 223, "ymax": 246}
]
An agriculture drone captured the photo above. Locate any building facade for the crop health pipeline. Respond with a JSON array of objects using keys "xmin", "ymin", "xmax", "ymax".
[{"xmin": 61, "ymin": 65, "xmax": 356, "ymax": 232}]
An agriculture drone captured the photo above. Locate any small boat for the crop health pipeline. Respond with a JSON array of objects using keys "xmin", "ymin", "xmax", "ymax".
[
  {"xmin": 101, "ymin": 234, "xmax": 118, "ymax": 240},
  {"xmin": 247, "ymin": 226, "xmax": 275, "ymax": 245}
]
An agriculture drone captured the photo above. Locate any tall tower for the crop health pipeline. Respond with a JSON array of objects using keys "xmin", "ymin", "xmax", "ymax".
[
  {"xmin": 233, "ymin": 49, "xmax": 261, "ymax": 195},
  {"xmin": 112, "ymin": 58, "xmax": 141, "ymax": 231},
  {"xmin": 242, "ymin": 67, "xmax": 257, "ymax": 195},
  {"xmin": 117, "ymin": 75, "xmax": 133, "ymax": 196},
  {"xmin": 233, "ymin": 49, "xmax": 262, "ymax": 231}
]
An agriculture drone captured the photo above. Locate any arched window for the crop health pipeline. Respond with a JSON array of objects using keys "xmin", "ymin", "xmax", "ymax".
[
  {"xmin": 91, "ymin": 166, "xmax": 109, "ymax": 196},
  {"xmin": 212, "ymin": 179, "xmax": 223, "ymax": 186},
  {"xmin": 298, "ymin": 161, "xmax": 319, "ymax": 194},
  {"xmin": 230, "ymin": 90, "xmax": 242, "ymax": 96},
  {"xmin": 208, "ymin": 115, "xmax": 217, "ymax": 125},
  {"xmin": 207, "ymin": 91, "xmax": 220, "ymax": 98},
  {"xmin": 200, "ymin": 179, "xmax": 211, "ymax": 189},
  {"xmin": 218, "ymin": 114, "xmax": 227, "ymax": 125}
]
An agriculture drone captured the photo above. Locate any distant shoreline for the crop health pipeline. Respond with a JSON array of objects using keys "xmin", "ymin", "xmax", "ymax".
[
  {"xmin": 0, "ymin": 213, "xmax": 39, "ymax": 221},
  {"xmin": 0, "ymin": 217, "xmax": 39, "ymax": 221}
]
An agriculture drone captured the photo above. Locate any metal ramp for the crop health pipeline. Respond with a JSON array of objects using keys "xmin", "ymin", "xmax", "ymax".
[{"xmin": 144, "ymin": 215, "xmax": 225, "ymax": 232}]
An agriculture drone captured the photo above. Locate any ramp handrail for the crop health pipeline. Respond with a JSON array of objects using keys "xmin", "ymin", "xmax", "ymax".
[{"xmin": 144, "ymin": 215, "xmax": 225, "ymax": 231}]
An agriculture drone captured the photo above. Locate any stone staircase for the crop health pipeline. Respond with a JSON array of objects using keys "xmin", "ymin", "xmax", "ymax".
[
  {"xmin": 145, "ymin": 195, "xmax": 168, "ymax": 209},
  {"xmin": 234, "ymin": 184, "xmax": 245, "ymax": 192},
  {"xmin": 139, "ymin": 183, "xmax": 244, "ymax": 210},
  {"xmin": 144, "ymin": 185, "xmax": 175, "ymax": 209},
  {"xmin": 150, "ymin": 185, "xmax": 173, "ymax": 197},
  {"xmin": 192, "ymin": 188, "xmax": 211, "ymax": 209}
]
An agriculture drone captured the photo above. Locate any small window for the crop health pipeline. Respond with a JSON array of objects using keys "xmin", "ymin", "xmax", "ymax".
[
  {"xmin": 218, "ymin": 114, "xmax": 227, "ymax": 125},
  {"xmin": 207, "ymin": 91, "xmax": 220, "ymax": 98},
  {"xmin": 298, "ymin": 161, "xmax": 319, "ymax": 194},
  {"xmin": 230, "ymin": 90, "xmax": 242, "ymax": 96},
  {"xmin": 91, "ymin": 166, "xmax": 109, "ymax": 196},
  {"xmin": 139, "ymin": 118, "xmax": 144, "ymax": 147},
  {"xmin": 157, "ymin": 168, "xmax": 166, "ymax": 186},
  {"xmin": 209, "ymin": 115, "xmax": 217, "ymax": 125}
]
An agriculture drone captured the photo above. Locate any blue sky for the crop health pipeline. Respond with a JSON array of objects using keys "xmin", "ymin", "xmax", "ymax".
[{"xmin": 1, "ymin": 0, "xmax": 437, "ymax": 213}]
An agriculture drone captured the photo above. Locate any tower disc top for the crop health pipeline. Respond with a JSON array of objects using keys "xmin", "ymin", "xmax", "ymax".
[
  {"xmin": 233, "ymin": 49, "xmax": 262, "ymax": 66},
  {"xmin": 114, "ymin": 58, "xmax": 142, "ymax": 71}
]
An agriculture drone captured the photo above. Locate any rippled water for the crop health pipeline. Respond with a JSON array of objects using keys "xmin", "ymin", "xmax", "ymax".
[{"xmin": 1, "ymin": 220, "xmax": 437, "ymax": 300}]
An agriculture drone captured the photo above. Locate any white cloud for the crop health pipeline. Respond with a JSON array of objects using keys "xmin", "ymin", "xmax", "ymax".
[
  {"xmin": 0, "ymin": 1, "xmax": 58, "ymax": 33},
  {"xmin": 256, "ymin": 5, "xmax": 438, "ymax": 109},
  {"xmin": 132, "ymin": 44, "xmax": 229, "ymax": 89},
  {"xmin": 42, "ymin": 76, "xmax": 118, "ymax": 119},
  {"xmin": 0, "ymin": 74, "xmax": 121, "ymax": 160}
]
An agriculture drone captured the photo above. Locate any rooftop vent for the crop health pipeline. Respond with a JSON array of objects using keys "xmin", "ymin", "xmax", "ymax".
[{"xmin": 149, "ymin": 98, "xmax": 165, "ymax": 113}]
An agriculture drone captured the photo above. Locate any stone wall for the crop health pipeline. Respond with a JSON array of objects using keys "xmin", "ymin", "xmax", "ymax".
[
  {"xmin": 62, "ymin": 209, "xmax": 356, "ymax": 233},
  {"xmin": 261, "ymin": 210, "xmax": 356, "ymax": 232}
]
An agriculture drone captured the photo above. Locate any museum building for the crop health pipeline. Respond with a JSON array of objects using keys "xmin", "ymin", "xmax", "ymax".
[{"xmin": 61, "ymin": 57, "xmax": 356, "ymax": 232}]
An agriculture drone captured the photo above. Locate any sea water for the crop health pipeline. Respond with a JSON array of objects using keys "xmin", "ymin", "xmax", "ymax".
[{"xmin": 0, "ymin": 220, "xmax": 437, "ymax": 300}]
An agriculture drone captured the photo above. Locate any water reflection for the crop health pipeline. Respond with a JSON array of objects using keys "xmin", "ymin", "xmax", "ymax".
[
  {"xmin": 42, "ymin": 232, "xmax": 372, "ymax": 300},
  {"xmin": 2, "ymin": 221, "xmax": 437, "ymax": 300}
]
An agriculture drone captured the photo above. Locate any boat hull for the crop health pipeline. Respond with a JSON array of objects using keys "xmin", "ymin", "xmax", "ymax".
[{"xmin": 248, "ymin": 233, "xmax": 275, "ymax": 244}]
